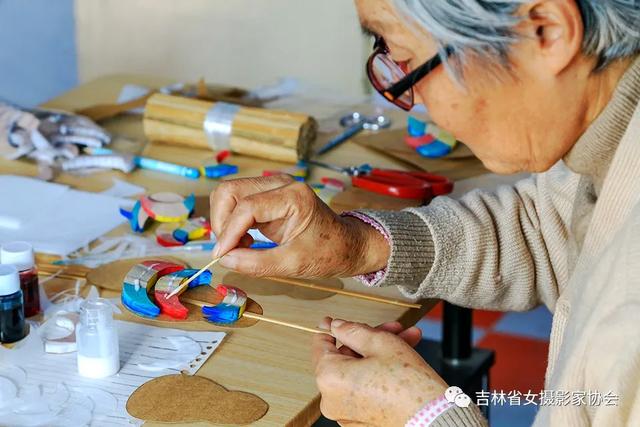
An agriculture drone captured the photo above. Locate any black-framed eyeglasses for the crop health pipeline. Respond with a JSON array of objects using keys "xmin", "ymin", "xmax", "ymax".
[{"xmin": 366, "ymin": 36, "xmax": 453, "ymax": 111}]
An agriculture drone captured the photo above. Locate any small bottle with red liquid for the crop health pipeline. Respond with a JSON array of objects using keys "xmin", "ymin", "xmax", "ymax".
[
  {"xmin": 1, "ymin": 242, "xmax": 40, "ymax": 317},
  {"xmin": 0, "ymin": 264, "xmax": 26, "ymax": 343}
]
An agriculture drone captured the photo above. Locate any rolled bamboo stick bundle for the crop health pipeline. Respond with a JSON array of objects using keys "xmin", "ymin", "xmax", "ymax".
[{"xmin": 143, "ymin": 93, "xmax": 317, "ymax": 163}]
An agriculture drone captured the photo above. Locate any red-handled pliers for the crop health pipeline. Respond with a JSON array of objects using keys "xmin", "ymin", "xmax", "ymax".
[{"xmin": 307, "ymin": 160, "xmax": 454, "ymax": 201}]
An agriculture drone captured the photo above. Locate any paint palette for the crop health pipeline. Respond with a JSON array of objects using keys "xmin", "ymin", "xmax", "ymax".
[{"xmin": 121, "ymin": 260, "xmax": 249, "ymax": 324}]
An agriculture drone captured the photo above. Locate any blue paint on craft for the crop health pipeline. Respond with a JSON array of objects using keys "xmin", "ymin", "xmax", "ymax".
[
  {"xmin": 183, "ymin": 194, "xmax": 196, "ymax": 214},
  {"xmin": 121, "ymin": 283, "xmax": 160, "ymax": 318},
  {"xmin": 407, "ymin": 116, "xmax": 427, "ymax": 137},
  {"xmin": 172, "ymin": 229, "xmax": 190, "ymax": 244},
  {"xmin": 416, "ymin": 140, "xmax": 452, "ymax": 158},
  {"xmin": 203, "ymin": 164, "xmax": 238, "ymax": 178},
  {"xmin": 202, "ymin": 304, "xmax": 241, "ymax": 324},
  {"xmin": 120, "ymin": 201, "xmax": 149, "ymax": 232},
  {"xmin": 250, "ymin": 241, "xmax": 278, "ymax": 249},
  {"xmin": 119, "ymin": 207, "xmax": 132, "ymax": 220},
  {"xmin": 170, "ymin": 269, "xmax": 212, "ymax": 288}
]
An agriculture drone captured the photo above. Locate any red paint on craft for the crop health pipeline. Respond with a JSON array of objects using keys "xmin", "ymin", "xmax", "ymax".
[{"xmin": 405, "ymin": 134, "xmax": 435, "ymax": 149}]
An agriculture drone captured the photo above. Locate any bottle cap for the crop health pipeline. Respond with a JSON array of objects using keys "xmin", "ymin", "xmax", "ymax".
[
  {"xmin": 1, "ymin": 241, "xmax": 35, "ymax": 271},
  {"xmin": 80, "ymin": 298, "xmax": 114, "ymax": 328},
  {"xmin": 0, "ymin": 265, "xmax": 20, "ymax": 296}
]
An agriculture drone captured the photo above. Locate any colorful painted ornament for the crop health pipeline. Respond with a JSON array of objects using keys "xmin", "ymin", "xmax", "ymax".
[
  {"xmin": 120, "ymin": 200, "xmax": 150, "ymax": 232},
  {"xmin": 155, "ymin": 223, "xmax": 185, "ymax": 247},
  {"xmin": 121, "ymin": 260, "xmax": 184, "ymax": 318},
  {"xmin": 311, "ymin": 177, "xmax": 345, "ymax": 204},
  {"xmin": 121, "ymin": 260, "xmax": 244, "ymax": 323},
  {"xmin": 173, "ymin": 217, "xmax": 211, "ymax": 244},
  {"xmin": 140, "ymin": 192, "xmax": 195, "ymax": 223},
  {"xmin": 120, "ymin": 192, "xmax": 195, "ymax": 232},
  {"xmin": 154, "ymin": 269, "xmax": 213, "ymax": 319},
  {"xmin": 263, "ymin": 160, "xmax": 308, "ymax": 182},
  {"xmin": 200, "ymin": 164, "xmax": 238, "ymax": 179},
  {"xmin": 120, "ymin": 260, "xmax": 332, "ymax": 336},
  {"xmin": 404, "ymin": 117, "xmax": 458, "ymax": 158},
  {"xmin": 201, "ymin": 285, "xmax": 247, "ymax": 324}
]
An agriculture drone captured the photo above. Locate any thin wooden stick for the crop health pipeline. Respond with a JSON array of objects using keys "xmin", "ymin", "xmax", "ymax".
[
  {"xmin": 38, "ymin": 270, "xmax": 87, "ymax": 281},
  {"xmin": 241, "ymin": 312, "xmax": 332, "ymax": 336},
  {"xmin": 165, "ymin": 257, "xmax": 221, "ymax": 299},
  {"xmin": 265, "ymin": 276, "xmax": 421, "ymax": 309},
  {"xmin": 181, "ymin": 297, "xmax": 332, "ymax": 336}
]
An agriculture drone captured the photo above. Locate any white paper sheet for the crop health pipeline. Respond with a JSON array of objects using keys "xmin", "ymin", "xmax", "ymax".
[
  {"xmin": 0, "ymin": 175, "xmax": 129, "ymax": 256},
  {"xmin": 100, "ymin": 179, "xmax": 145, "ymax": 202},
  {"xmin": 0, "ymin": 321, "xmax": 225, "ymax": 426}
]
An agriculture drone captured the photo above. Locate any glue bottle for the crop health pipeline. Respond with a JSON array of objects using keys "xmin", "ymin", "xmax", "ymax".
[
  {"xmin": 1, "ymin": 242, "xmax": 40, "ymax": 317},
  {"xmin": 0, "ymin": 265, "xmax": 27, "ymax": 344},
  {"xmin": 76, "ymin": 298, "xmax": 120, "ymax": 378}
]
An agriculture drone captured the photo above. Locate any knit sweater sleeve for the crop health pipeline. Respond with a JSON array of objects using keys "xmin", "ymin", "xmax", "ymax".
[{"xmin": 356, "ymin": 162, "xmax": 581, "ymax": 312}]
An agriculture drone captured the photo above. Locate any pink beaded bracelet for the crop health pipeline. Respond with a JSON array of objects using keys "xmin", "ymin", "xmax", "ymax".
[
  {"xmin": 340, "ymin": 211, "xmax": 390, "ymax": 286},
  {"xmin": 405, "ymin": 395, "xmax": 454, "ymax": 427}
]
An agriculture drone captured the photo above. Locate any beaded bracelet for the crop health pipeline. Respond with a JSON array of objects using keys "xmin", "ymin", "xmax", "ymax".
[
  {"xmin": 340, "ymin": 211, "xmax": 389, "ymax": 286},
  {"xmin": 405, "ymin": 395, "xmax": 454, "ymax": 427}
]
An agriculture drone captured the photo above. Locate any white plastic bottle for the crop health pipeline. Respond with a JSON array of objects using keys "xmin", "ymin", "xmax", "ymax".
[{"xmin": 76, "ymin": 298, "xmax": 120, "ymax": 378}]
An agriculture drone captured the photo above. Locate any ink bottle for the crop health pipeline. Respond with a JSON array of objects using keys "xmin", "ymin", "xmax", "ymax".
[
  {"xmin": 1, "ymin": 242, "xmax": 40, "ymax": 317},
  {"xmin": 0, "ymin": 265, "xmax": 27, "ymax": 344},
  {"xmin": 76, "ymin": 298, "xmax": 120, "ymax": 378}
]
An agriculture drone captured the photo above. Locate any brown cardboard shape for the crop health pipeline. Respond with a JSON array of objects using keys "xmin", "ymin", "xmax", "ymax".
[{"xmin": 126, "ymin": 374, "xmax": 268, "ymax": 425}]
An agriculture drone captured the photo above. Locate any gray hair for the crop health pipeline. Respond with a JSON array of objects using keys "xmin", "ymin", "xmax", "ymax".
[{"xmin": 394, "ymin": 0, "xmax": 640, "ymax": 72}]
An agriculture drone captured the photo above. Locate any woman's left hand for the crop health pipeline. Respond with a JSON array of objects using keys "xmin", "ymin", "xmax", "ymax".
[{"xmin": 312, "ymin": 317, "xmax": 449, "ymax": 426}]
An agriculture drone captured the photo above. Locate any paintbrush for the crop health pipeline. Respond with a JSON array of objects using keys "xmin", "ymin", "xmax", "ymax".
[{"xmin": 164, "ymin": 256, "xmax": 221, "ymax": 299}]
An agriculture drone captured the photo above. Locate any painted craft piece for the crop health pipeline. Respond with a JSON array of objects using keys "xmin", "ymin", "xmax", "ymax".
[
  {"xmin": 120, "ymin": 192, "xmax": 195, "ymax": 232},
  {"xmin": 263, "ymin": 160, "xmax": 308, "ymax": 182},
  {"xmin": 404, "ymin": 116, "xmax": 458, "ymax": 158},
  {"xmin": 201, "ymin": 285, "xmax": 247, "ymax": 324},
  {"xmin": 155, "ymin": 224, "xmax": 184, "ymax": 247},
  {"xmin": 201, "ymin": 163, "xmax": 238, "ymax": 179},
  {"xmin": 120, "ymin": 201, "xmax": 150, "ymax": 233},
  {"xmin": 86, "ymin": 257, "xmax": 187, "ymax": 292},
  {"xmin": 140, "ymin": 192, "xmax": 195, "ymax": 223},
  {"xmin": 121, "ymin": 261, "xmax": 184, "ymax": 318},
  {"xmin": 311, "ymin": 177, "xmax": 346, "ymax": 204},
  {"xmin": 121, "ymin": 261, "xmax": 246, "ymax": 324},
  {"xmin": 120, "ymin": 260, "xmax": 329, "ymax": 335},
  {"xmin": 154, "ymin": 269, "xmax": 213, "ymax": 319},
  {"xmin": 173, "ymin": 217, "xmax": 211, "ymax": 244}
]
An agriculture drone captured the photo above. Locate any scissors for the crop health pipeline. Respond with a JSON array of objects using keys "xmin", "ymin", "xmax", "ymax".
[
  {"xmin": 307, "ymin": 160, "xmax": 454, "ymax": 201},
  {"xmin": 316, "ymin": 112, "xmax": 392, "ymax": 155}
]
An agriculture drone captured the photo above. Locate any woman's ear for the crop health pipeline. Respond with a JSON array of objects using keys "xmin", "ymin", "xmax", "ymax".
[{"xmin": 518, "ymin": 0, "xmax": 584, "ymax": 76}]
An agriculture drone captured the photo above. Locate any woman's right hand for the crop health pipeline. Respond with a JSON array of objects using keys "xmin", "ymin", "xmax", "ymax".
[{"xmin": 209, "ymin": 175, "xmax": 390, "ymax": 278}]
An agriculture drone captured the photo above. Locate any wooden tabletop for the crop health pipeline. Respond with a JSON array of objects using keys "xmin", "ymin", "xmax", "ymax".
[{"xmin": 0, "ymin": 75, "xmax": 443, "ymax": 426}]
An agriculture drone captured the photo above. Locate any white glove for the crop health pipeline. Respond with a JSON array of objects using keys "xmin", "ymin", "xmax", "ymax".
[{"xmin": 0, "ymin": 102, "xmax": 111, "ymax": 165}]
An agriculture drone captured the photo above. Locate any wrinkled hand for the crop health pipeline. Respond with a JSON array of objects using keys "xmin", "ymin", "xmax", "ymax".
[
  {"xmin": 312, "ymin": 318, "xmax": 448, "ymax": 427},
  {"xmin": 209, "ymin": 175, "xmax": 390, "ymax": 278}
]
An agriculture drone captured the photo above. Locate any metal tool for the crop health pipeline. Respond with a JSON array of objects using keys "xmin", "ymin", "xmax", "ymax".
[
  {"xmin": 307, "ymin": 159, "xmax": 453, "ymax": 200},
  {"xmin": 315, "ymin": 112, "xmax": 391, "ymax": 155}
]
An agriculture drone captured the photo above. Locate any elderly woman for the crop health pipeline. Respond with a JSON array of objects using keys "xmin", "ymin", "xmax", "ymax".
[{"xmin": 210, "ymin": 0, "xmax": 640, "ymax": 425}]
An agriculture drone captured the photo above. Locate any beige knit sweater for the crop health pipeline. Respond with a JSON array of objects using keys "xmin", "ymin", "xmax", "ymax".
[{"xmin": 360, "ymin": 56, "xmax": 640, "ymax": 426}]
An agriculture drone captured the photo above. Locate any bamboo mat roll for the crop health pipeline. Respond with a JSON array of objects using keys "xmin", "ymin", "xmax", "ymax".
[{"xmin": 143, "ymin": 94, "xmax": 317, "ymax": 163}]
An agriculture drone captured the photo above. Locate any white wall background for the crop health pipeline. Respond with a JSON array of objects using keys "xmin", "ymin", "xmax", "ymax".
[
  {"xmin": 75, "ymin": 0, "xmax": 371, "ymax": 97},
  {"xmin": 0, "ymin": 0, "xmax": 370, "ymax": 107}
]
